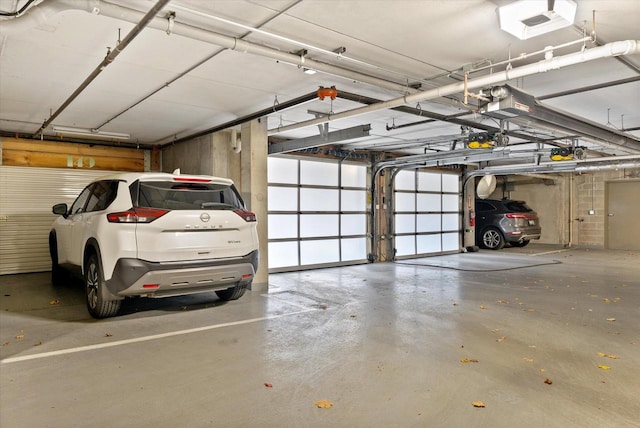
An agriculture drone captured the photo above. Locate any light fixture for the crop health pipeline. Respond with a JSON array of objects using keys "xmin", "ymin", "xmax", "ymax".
[
  {"xmin": 52, "ymin": 125, "xmax": 130, "ymax": 140},
  {"xmin": 498, "ymin": 0, "xmax": 578, "ymax": 40}
]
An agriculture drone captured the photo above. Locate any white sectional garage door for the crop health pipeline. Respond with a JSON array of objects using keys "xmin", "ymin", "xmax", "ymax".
[
  {"xmin": 0, "ymin": 166, "xmax": 109, "ymax": 275},
  {"xmin": 393, "ymin": 170, "xmax": 461, "ymax": 257},
  {"xmin": 267, "ymin": 157, "xmax": 369, "ymax": 272}
]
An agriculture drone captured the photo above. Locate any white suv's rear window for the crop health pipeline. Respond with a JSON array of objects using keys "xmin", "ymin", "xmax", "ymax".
[{"xmin": 130, "ymin": 180, "xmax": 245, "ymax": 211}]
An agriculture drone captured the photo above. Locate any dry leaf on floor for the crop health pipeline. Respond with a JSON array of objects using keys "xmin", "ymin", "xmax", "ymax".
[
  {"xmin": 544, "ymin": 378, "xmax": 553, "ymax": 385},
  {"xmin": 34, "ymin": 341, "xmax": 42, "ymax": 346},
  {"xmin": 497, "ymin": 299, "xmax": 508, "ymax": 304},
  {"xmin": 472, "ymin": 401, "xmax": 485, "ymax": 408},
  {"xmin": 525, "ymin": 308, "xmax": 535, "ymax": 312},
  {"xmin": 15, "ymin": 333, "xmax": 24, "ymax": 340},
  {"xmin": 496, "ymin": 336, "xmax": 506, "ymax": 342},
  {"xmin": 523, "ymin": 357, "xmax": 534, "ymax": 363},
  {"xmin": 49, "ymin": 300, "xmax": 60, "ymax": 305},
  {"xmin": 264, "ymin": 383, "xmax": 273, "ymax": 388},
  {"xmin": 460, "ymin": 358, "xmax": 479, "ymax": 363},
  {"xmin": 598, "ymin": 365, "xmax": 611, "ymax": 370},
  {"xmin": 314, "ymin": 400, "xmax": 333, "ymax": 409},
  {"xmin": 3, "ymin": 342, "xmax": 10, "ymax": 347},
  {"xmin": 480, "ymin": 305, "xmax": 487, "ymax": 310},
  {"xmin": 598, "ymin": 352, "xmax": 619, "ymax": 359},
  {"xmin": 606, "ymin": 318, "xmax": 616, "ymax": 322},
  {"xmin": 603, "ymin": 298, "xmax": 611, "ymax": 303},
  {"xmin": 105, "ymin": 333, "xmax": 113, "ymax": 337}
]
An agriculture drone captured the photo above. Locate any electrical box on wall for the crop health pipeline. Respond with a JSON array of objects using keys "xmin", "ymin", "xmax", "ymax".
[{"xmin": 588, "ymin": 210, "xmax": 595, "ymax": 215}]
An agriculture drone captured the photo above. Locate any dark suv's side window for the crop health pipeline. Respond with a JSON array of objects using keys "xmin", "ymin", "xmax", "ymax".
[{"xmin": 476, "ymin": 201, "xmax": 496, "ymax": 212}]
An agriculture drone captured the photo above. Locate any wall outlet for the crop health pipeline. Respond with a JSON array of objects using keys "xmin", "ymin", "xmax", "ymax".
[{"xmin": 588, "ymin": 209, "xmax": 595, "ymax": 215}]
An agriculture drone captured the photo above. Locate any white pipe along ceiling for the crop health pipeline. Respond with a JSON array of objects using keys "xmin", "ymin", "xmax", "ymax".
[
  {"xmin": 268, "ymin": 39, "xmax": 640, "ymax": 135},
  {"xmin": 0, "ymin": 0, "xmax": 639, "ymax": 173}
]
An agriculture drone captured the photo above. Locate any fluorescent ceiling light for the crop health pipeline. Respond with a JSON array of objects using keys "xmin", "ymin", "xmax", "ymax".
[
  {"xmin": 52, "ymin": 125, "xmax": 130, "ymax": 140},
  {"xmin": 498, "ymin": 0, "xmax": 578, "ymax": 40}
]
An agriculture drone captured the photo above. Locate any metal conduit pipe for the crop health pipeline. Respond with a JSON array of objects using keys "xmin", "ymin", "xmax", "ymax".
[
  {"xmin": 537, "ymin": 75, "xmax": 640, "ymax": 100},
  {"xmin": 269, "ymin": 40, "xmax": 640, "ymax": 136},
  {"xmin": 94, "ymin": 0, "xmax": 303, "ymax": 133},
  {"xmin": 338, "ymin": 91, "xmax": 556, "ymax": 146},
  {"xmin": 0, "ymin": 0, "xmax": 422, "ymax": 97},
  {"xmin": 168, "ymin": 3, "xmax": 450, "ymax": 91},
  {"xmin": 161, "ymin": 91, "xmax": 320, "ymax": 147},
  {"xmin": 464, "ymin": 154, "xmax": 640, "ymax": 179},
  {"xmin": 30, "ymin": 0, "xmax": 171, "ymax": 137}
]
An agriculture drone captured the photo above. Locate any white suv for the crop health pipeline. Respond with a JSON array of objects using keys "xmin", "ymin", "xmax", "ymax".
[{"xmin": 49, "ymin": 171, "xmax": 259, "ymax": 318}]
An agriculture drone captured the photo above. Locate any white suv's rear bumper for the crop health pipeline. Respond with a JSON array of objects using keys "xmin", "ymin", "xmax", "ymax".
[{"xmin": 106, "ymin": 251, "xmax": 258, "ymax": 298}]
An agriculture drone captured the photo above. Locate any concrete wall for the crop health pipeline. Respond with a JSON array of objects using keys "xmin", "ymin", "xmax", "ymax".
[
  {"xmin": 571, "ymin": 168, "xmax": 640, "ymax": 248},
  {"xmin": 162, "ymin": 131, "xmax": 242, "ymax": 180},
  {"xmin": 485, "ymin": 169, "xmax": 640, "ymax": 249},
  {"xmin": 161, "ymin": 135, "xmax": 213, "ymax": 175},
  {"xmin": 486, "ymin": 175, "xmax": 569, "ymax": 245}
]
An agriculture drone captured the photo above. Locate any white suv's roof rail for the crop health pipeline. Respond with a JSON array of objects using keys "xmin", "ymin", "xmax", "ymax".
[{"xmin": 91, "ymin": 172, "xmax": 234, "ymax": 186}]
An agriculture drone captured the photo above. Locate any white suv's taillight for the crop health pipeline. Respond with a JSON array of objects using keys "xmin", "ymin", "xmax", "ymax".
[
  {"xmin": 107, "ymin": 208, "xmax": 169, "ymax": 223},
  {"xmin": 234, "ymin": 209, "xmax": 256, "ymax": 222}
]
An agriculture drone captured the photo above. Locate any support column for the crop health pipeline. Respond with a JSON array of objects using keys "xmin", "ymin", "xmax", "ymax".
[
  {"xmin": 240, "ymin": 118, "xmax": 269, "ymax": 292},
  {"xmin": 462, "ymin": 173, "xmax": 477, "ymax": 250}
]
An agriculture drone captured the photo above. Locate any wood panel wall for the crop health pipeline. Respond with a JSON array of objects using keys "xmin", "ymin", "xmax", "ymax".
[{"xmin": 1, "ymin": 137, "xmax": 145, "ymax": 172}]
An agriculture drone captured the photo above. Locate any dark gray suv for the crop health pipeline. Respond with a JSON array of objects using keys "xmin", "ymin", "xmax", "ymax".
[{"xmin": 475, "ymin": 199, "xmax": 541, "ymax": 250}]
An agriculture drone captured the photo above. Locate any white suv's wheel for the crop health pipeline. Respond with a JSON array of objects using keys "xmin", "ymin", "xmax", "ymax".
[
  {"xmin": 85, "ymin": 254, "xmax": 121, "ymax": 319},
  {"xmin": 215, "ymin": 284, "xmax": 248, "ymax": 301}
]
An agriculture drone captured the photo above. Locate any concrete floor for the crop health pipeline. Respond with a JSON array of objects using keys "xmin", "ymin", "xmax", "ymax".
[{"xmin": 1, "ymin": 245, "xmax": 639, "ymax": 428}]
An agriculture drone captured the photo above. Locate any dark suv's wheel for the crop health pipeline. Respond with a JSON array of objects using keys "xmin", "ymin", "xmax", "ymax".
[
  {"xmin": 215, "ymin": 283, "xmax": 247, "ymax": 301},
  {"xmin": 481, "ymin": 227, "xmax": 505, "ymax": 250},
  {"xmin": 510, "ymin": 240, "xmax": 530, "ymax": 247},
  {"xmin": 85, "ymin": 254, "xmax": 121, "ymax": 318}
]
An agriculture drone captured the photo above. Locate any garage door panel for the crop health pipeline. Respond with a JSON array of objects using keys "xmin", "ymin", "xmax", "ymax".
[
  {"xmin": 394, "ymin": 171, "xmax": 461, "ymax": 258},
  {"xmin": 0, "ymin": 166, "xmax": 109, "ymax": 275},
  {"xmin": 267, "ymin": 159, "xmax": 369, "ymax": 271}
]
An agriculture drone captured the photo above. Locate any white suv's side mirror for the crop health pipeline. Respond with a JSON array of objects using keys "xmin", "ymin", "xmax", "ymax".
[{"xmin": 52, "ymin": 203, "xmax": 68, "ymax": 218}]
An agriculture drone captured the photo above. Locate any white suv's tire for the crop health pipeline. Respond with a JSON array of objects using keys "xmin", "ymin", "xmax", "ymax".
[
  {"xmin": 215, "ymin": 284, "xmax": 248, "ymax": 301},
  {"xmin": 85, "ymin": 254, "xmax": 121, "ymax": 318}
]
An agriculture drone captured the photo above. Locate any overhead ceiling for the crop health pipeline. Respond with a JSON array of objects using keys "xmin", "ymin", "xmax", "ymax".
[{"xmin": 1, "ymin": 0, "xmax": 639, "ymax": 167}]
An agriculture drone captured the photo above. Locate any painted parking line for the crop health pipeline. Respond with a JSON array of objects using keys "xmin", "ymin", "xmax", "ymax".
[
  {"xmin": 529, "ymin": 249, "xmax": 571, "ymax": 256},
  {"xmin": 1, "ymin": 308, "xmax": 315, "ymax": 365}
]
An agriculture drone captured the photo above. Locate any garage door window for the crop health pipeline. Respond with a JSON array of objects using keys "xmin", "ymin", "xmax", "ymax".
[
  {"xmin": 394, "ymin": 170, "xmax": 460, "ymax": 257},
  {"xmin": 268, "ymin": 158, "xmax": 368, "ymax": 271}
]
